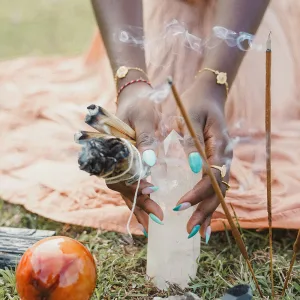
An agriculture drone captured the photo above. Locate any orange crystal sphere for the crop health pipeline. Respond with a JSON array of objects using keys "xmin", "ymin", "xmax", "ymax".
[{"xmin": 16, "ymin": 236, "xmax": 97, "ymax": 300}]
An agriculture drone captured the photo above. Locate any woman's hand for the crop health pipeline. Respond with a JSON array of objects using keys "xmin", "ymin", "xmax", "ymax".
[
  {"xmin": 107, "ymin": 82, "xmax": 163, "ymax": 233},
  {"xmin": 174, "ymin": 74, "xmax": 233, "ymax": 242}
]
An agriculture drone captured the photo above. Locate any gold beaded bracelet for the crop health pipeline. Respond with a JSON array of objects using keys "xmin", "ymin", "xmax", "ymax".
[
  {"xmin": 196, "ymin": 68, "xmax": 229, "ymax": 97},
  {"xmin": 114, "ymin": 66, "xmax": 148, "ymax": 90}
]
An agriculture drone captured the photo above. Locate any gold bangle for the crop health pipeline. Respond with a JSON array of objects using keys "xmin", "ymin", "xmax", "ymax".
[
  {"xmin": 211, "ymin": 164, "xmax": 227, "ymax": 179},
  {"xmin": 196, "ymin": 68, "xmax": 229, "ymax": 97},
  {"xmin": 114, "ymin": 66, "xmax": 148, "ymax": 90},
  {"xmin": 221, "ymin": 181, "xmax": 231, "ymax": 191}
]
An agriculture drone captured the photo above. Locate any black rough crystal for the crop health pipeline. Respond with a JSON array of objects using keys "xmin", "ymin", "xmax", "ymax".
[{"xmin": 221, "ymin": 284, "xmax": 252, "ymax": 300}]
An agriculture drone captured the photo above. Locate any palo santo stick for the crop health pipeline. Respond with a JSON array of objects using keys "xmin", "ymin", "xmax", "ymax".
[
  {"xmin": 281, "ymin": 230, "xmax": 300, "ymax": 296},
  {"xmin": 85, "ymin": 104, "xmax": 136, "ymax": 143},
  {"xmin": 265, "ymin": 31, "xmax": 275, "ymax": 299},
  {"xmin": 74, "ymin": 131, "xmax": 109, "ymax": 144},
  {"xmin": 168, "ymin": 77, "xmax": 263, "ymax": 298},
  {"xmin": 74, "ymin": 130, "xmax": 135, "ymax": 145}
]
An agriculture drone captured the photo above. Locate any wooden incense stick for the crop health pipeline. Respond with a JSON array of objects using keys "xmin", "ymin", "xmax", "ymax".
[
  {"xmin": 168, "ymin": 77, "xmax": 263, "ymax": 298},
  {"xmin": 282, "ymin": 230, "xmax": 300, "ymax": 295},
  {"xmin": 266, "ymin": 31, "xmax": 274, "ymax": 299}
]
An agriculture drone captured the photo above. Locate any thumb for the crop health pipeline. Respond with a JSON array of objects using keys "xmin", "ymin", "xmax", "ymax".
[{"xmin": 134, "ymin": 110, "xmax": 158, "ymax": 167}]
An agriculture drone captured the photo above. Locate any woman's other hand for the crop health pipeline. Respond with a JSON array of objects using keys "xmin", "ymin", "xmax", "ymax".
[{"xmin": 174, "ymin": 72, "xmax": 233, "ymax": 242}]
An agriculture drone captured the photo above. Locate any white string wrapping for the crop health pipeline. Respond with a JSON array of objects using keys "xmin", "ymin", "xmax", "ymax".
[
  {"xmin": 104, "ymin": 138, "xmax": 145, "ymax": 241},
  {"xmin": 126, "ymin": 150, "xmax": 143, "ymax": 241},
  {"xmin": 103, "ymin": 139, "xmax": 135, "ymax": 183}
]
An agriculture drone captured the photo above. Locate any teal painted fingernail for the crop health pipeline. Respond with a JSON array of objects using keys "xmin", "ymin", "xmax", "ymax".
[
  {"xmin": 188, "ymin": 152, "xmax": 202, "ymax": 173},
  {"xmin": 142, "ymin": 186, "xmax": 159, "ymax": 195},
  {"xmin": 205, "ymin": 226, "xmax": 211, "ymax": 244},
  {"xmin": 149, "ymin": 213, "xmax": 163, "ymax": 225},
  {"xmin": 138, "ymin": 223, "xmax": 148, "ymax": 237},
  {"xmin": 142, "ymin": 150, "xmax": 157, "ymax": 167},
  {"xmin": 173, "ymin": 202, "xmax": 191, "ymax": 212},
  {"xmin": 143, "ymin": 228, "xmax": 148, "ymax": 238},
  {"xmin": 188, "ymin": 225, "xmax": 200, "ymax": 239}
]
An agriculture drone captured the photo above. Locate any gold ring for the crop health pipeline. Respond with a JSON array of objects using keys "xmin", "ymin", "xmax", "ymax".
[
  {"xmin": 221, "ymin": 181, "xmax": 230, "ymax": 190},
  {"xmin": 211, "ymin": 164, "xmax": 227, "ymax": 178}
]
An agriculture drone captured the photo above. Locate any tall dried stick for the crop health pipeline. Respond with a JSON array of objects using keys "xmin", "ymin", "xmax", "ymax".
[
  {"xmin": 168, "ymin": 78, "xmax": 263, "ymax": 298},
  {"xmin": 266, "ymin": 32, "xmax": 274, "ymax": 298},
  {"xmin": 281, "ymin": 230, "xmax": 300, "ymax": 296}
]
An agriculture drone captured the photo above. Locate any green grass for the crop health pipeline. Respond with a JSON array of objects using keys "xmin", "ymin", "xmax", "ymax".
[
  {"xmin": 1, "ymin": 200, "xmax": 300, "ymax": 299},
  {"xmin": 0, "ymin": 0, "xmax": 95, "ymax": 59},
  {"xmin": 0, "ymin": 1, "xmax": 300, "ymax": 299}
]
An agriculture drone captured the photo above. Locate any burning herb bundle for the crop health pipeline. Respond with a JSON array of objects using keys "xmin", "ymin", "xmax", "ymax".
[{"xmin": 75, "ymin": 105, "xmax": 149, "ymax": 185}]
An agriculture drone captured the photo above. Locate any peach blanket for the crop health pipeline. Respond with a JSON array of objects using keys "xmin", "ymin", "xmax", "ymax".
[{"xmin": 1, "ymin": 0, "xmax": 300, "ymax": 234}]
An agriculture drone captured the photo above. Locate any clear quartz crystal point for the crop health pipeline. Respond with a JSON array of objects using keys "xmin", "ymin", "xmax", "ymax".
[{"xmin": 146, "ymin": 130, "xmax": 201, "ymax": 290}]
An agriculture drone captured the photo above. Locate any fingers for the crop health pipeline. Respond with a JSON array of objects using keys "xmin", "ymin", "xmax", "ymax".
[
  {"xmin": 200, "ymin": 216, "xmax": 212, "ymax": 243},
  {"xmin": 123, "ymin": 196, "xmax": 149, "ymax": 231},
  {"xmin": 183, "ymin": 110, "xmax": 205, "ymax": 174},
  {"xmin": 186, "ymin": 193, "xmax": 224, "ymax": 241},
  {"xmin": 141, "ymin": 186, "xmax": 159, "ymax": 195},
  {"xmin": 107, "ymin": 180, "xmax": 164, "ymax": 226},
  {"xmin": 174, "ymin": 152, "xmax": 227, "ymax": 211},
  {"xmin": 174, "ymin": 173, "xmax": 217, "ymax": 209},
  {"xmin": 182, "ymin": 166, "xmax": 227, "ymax": 240},
  {"xmin": 204, "ymin": 114, "xmax": 233, "ymax": 165},
  {"xmin": 109, "ymin": 179, "xmax": 159, "ymax": 197},
  {"xmin": 123, "ymin": 193, "xmax": 164, "ymax": 234},
  {"xmin": 179, "ymin": 117, "xmax": 232, "ymax": 240},
  {"xmin": 134, "ymin": 105, "xmax": 158, "ymax": 167}
]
